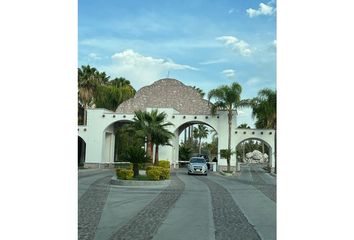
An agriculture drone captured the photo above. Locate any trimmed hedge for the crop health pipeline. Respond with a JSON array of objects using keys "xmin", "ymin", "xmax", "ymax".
[
  {"xmin": 145, "ymin": 166, "xmax": 153, "ymax": 172},
  {"xmin": 116, "ymin": 168, "xmax": 134, "ymax": 180},
  {"xmin": 159, "ymin": 168, "xmax": 170, "ymax": 180},
  {"xmin": 146, "ymin": 166, "xmax": 170, "ymax": 181},
  {"xmin": 158, "ymin": 160, "xmax": 170, "ymax": 169},
  {"xmin": 146, "ymin": 167, "xmax": 161, "ymax": 181}
]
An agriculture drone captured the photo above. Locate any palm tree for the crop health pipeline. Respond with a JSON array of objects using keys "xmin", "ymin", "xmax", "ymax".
[
  {"xmin": 78, "ymin": 65, "xmax": 99, "ymax": 124},
  {"xmin": 251, "ymin": 88, "xmax": 276, "ymax": 129},
  {"xmin": 193, "ymin": 124, "xmax": 209, "ymax": 154},
  {"xmin": 237, "ymin": 123, "xmax": 251, "ymax": 129},
  {"xmin": 191, "ymin": 86, "xmax": 205, "ymax": 98},
  {"xmin": 95, "ymin": 71, "xmax": 110, "ymax": 85},
  {"xmin": 250, "ymin": 88, "xmax": 276, "ymax": 172},
  {"xmin": 152, "ymin": 128, "xmax": 174, "ymax": 165},
  {"xmin": 208, "ymin": 82, "xmax": 250, "ymax": 172},
  {"xmin": 132, "ymin": 110, "xmax": 174, "ymax": 163},
  {"xmin": 122, "ymin": 146, "xmax": 150, "ymax": 177}
]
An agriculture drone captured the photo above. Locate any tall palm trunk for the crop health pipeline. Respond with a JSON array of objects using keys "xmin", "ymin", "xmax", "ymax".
[
  {"xmin": 242, "ymin": 143, "xmax": 245, "ymax": 163},
  {"xmin": 133, "ymin": 163, "xmax": 139, "ymax": 178},
  {"xmin": 150, "ymin": 142, "xmax": 154, "ymax": 164},
  {"xmin": 199, "ymin": 137, "xmax": 202, "ymax": 154},
  {"xmin": 227, "ymin": 110, "xmax": 232, "ymax": 172},
  {"xmin": 155, "ymin": 144, "xmax": 159, "ymax": 166},
  {"xmin": 146, "ymin": 135, "xmax": 153, "ymax": 162},
  {"xmin": 83, "ymin": 104, "xmax": 88, "ymax": 125},
  {"xmin": 274, "ymin": 131, "xmax": 277, "ymax": 173}
]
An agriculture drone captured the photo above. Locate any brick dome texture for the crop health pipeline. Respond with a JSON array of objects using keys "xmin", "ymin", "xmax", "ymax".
[{"xmin": 116, "ymin": 78, "xmax": 212, "ymax": 115}]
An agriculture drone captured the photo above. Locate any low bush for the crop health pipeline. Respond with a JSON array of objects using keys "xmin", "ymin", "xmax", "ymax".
[
  {"xmin": 158, "ymin": 160, "xmax": 170, "ymax": 169},
  {"xmin": 146, "ymin": 166, "xmax": 170, "ymax": 181},
  {"xmin": 146, "ymin": 167, "xmax": 161, "ymax": 181},
  {"xmin": 116, "ymin": 168, "xmax": 134, "ymax": 180},
  {"xmin": 159, "ymin": 168, "xmax": 170, "ymax": 180},
  {"xmin": 145, "ymin": 166, "xmax": 153, "ymax": 172}
]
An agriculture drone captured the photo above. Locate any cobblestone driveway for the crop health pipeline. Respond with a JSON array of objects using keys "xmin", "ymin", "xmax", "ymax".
[
  {"xmin": 78, "ymin": 169, "xmax": 276, "ymax": 240},
  {"xmin": 197, "ymin": 177, "xmax": 261, "ymax": 240},
  {"xmin": 78, "ymin": 175, "xmax": 112, "ymax": 240},
  {"xmin": 108, "ymin": 174, "xmax": 185, "ymax": 240}
]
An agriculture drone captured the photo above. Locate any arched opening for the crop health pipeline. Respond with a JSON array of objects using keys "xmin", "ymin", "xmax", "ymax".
[
  {"xmin": 175, "ymin": 121, "xmax": 218, "ymax": 168},
  {"xmin": 78, "ymin": 136, "xmax": 86, "ymax": 167},
  {"xmin": 235, "ymin": 138, "xmax": 272, "ymax": 170},
  {"xmin": 102, "ymin": 120, "xmax": 134, "ymax": 164}
]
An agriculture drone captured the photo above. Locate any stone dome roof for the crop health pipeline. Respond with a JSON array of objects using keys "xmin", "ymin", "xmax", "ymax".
[{"xmin": 116, "ymin": 78, "xmax": 212, "ymax": 115}]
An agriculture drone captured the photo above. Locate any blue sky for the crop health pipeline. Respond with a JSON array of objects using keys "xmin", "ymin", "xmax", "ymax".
[{"xmin": 78, "ymin": 0, "xmax": 276, "ymax": 127}]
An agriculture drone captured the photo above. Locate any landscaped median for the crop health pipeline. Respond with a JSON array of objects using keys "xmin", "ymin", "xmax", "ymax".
[{"xmin": 111, "ymin": 160, "xmax": 172, "ymax": 186}]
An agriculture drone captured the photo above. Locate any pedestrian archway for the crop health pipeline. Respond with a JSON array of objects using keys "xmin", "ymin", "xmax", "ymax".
[
  {"xmin": 234, "ymin": 135, "xmax": 275, "ymax": 171},
  {"xmin": 236, "ymin": 138, "xmax": 271, "ymax": 163}
]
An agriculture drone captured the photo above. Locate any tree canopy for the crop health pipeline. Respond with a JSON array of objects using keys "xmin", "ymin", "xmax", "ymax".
[
  {"xmin": 208, "ymin": 82, "xmax": 250, "ymax": 171},
  {"xmin": 251, "ymin": 88, "xmax": 276, "ymax": 129},
  {"xmin": 78, "ymin": 65, "xmax": 136, "ymax": 123}
]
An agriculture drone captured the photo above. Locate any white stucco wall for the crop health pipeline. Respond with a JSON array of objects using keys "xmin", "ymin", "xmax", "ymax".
[
  {"xmin": 78, "ymin": 108, "xmax": 276, "ymax": 172},
  {"xmin": 232, "ymin": 129, "xmax": 276, "ymax": 170}
]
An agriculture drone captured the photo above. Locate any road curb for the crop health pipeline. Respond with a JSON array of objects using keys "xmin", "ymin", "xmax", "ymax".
[
  {"xmin": 110, "ymin": 177, "xmax": 171, "ymax": 186},
  {"xmin": 218, "ymin": 171, "xmax": 241, "ymax": 177}
]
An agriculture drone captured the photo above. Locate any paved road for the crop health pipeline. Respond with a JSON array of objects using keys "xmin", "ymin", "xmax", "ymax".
[{"xmin": 78, "ymin": 165, "xmax": 276, "ymax": 240}]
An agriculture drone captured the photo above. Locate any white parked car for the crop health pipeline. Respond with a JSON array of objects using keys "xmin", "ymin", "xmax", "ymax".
[{"xmin": 187, "ymin": 157, "xmax": 208, "ymax": 175}]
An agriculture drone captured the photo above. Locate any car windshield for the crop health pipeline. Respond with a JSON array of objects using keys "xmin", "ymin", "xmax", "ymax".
[{"xmin": 190, "ymin": 158, "xmax": 206, "ymax": 163}]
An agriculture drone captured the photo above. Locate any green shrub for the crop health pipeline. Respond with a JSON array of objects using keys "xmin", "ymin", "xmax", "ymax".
[
  {"xmin": 158, "ymin": 160, "xmax": 170, "ymax": 169},
  {"xmin": 116, "ymin": 169, "xmax": 134, "ymax": 180},
  {"xmin": 145, "ymin": 166, "xmax": 153, "ymax": 172},
  {"xmin": 146, "ymin": 167, "xmax": 161, "ymax": 181},
  {"xmin": 146, "ymin": 166, "xmax": 170, "ymax": 180},
  {"xmin": 159, "ymin": 168, "xmax": 170, "ymax": 180}
]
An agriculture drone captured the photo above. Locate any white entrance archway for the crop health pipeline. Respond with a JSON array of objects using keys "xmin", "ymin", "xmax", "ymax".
[{"xmin": 78, "ymin": 78, "xmax": 276, "ymax": 173}]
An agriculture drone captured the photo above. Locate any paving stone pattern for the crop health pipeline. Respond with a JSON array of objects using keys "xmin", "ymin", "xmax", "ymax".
[
  {"xmin": 78, "ymin": 176, "xmax": 112, "ymax": 240},
  {"xmin": 78, "ymin": 170, "xmax": 114, "ymax": 180},
  {"xmin": 108, "ymin": 174, "xmax": 185, "ymax": 240},
  {"xmin": 249, "ymin": 167, "xmax": 276, "ymax": 202},
  {"xmin": 197, "ymin": 177, "xmax": 261, "ymax": 240}
]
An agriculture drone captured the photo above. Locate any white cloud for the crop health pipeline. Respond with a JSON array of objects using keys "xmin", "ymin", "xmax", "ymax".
[
  {"xmin": 221, "ymin": 69, "xmax": 236, "ymax": 79},
  {"xmin": 216, "ymin": 36, "xmax": 252, "ymax": 56},
  {"xmin": 247, "ymin": 77, "xmax": 261, "ymax": 86},
  {"xmin": 88, "ymin": 53, "xmax": 101, "ymax": 60},
  {"xmin": 246, "ymin": 3, "xmax": 275, "ymax": 18},
  {"xmin": 199, "ymin": 59, "xmax": 226, "ymax": 65},
  {"xmin": 103, "ymin": 49, "xmax": 197, "ymax": 89}
]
